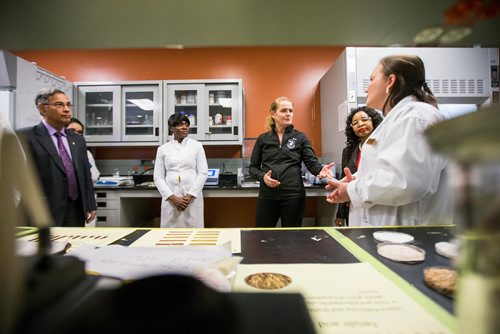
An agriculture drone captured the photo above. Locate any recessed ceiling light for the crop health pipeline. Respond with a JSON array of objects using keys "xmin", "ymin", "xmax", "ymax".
[
  {"xmin": 439, "ymin": 27, "xmax": 472, "ymax": 44},
  {"xmin": 414, "ymin": 26, "xmax": 445, "ymax": 44},
  {"xmin": 164, "ymin": 44, "xmax": 184, "ymax": 49},
  {"xmin": 127, "ymin": 99, "xmax": 155, "ymax": 110}
]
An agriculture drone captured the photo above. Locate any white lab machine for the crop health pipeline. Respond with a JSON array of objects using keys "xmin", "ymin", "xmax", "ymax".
[
  {"xmin": 205, "ymin": 168, "xmax": 220, "ymax": 186},
  {"xmin": 94, "ymin": 176, "xmax": 134, "ymax": 187}
]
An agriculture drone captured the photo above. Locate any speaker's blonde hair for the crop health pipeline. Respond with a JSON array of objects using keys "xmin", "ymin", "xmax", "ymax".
[{"xmin": 265, "ymin": 96, "xmax": 292, "ymax": 131}]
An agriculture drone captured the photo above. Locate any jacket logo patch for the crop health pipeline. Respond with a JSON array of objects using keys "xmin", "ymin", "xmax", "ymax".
[{"xmin": 286, "ymin": 138, "xmax": 297, "ymax": 149}]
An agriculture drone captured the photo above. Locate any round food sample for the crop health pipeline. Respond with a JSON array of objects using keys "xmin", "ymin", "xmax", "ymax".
[
  {"xmin": 373, "ymin": 231, "xmax": 414, "ymax": 244},
  {"xmin": 423, "ymin": 267, "xmax": 457, "ymax": 297},
  {"xmin": 377, "ymin": 243, "xmax": 425, "ymax": 263},
  {"xmin": 435, "ymin": 241, "xmax": 458, "ymax": 259},
  {"xmin": 244, "ymin": 272, "xmax": 292, "ymax": 290}
]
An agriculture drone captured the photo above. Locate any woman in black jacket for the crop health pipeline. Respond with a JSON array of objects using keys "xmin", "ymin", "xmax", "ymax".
[
  {"xmin": 335, "ymin": 106, "xmax": 383, "ymax": 226},
  {"xmin": 249, "ymin": 96, "xmax": 334, "ymax": 227}
]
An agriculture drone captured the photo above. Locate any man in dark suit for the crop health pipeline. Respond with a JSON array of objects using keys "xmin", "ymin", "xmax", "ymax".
[{"xmin": 17, "ymin": 88, "xmax": 97, "ymax": 227}]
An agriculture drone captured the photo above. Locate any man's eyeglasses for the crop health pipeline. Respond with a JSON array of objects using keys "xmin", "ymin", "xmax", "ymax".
[
  {"xmin": 350, "ymin": 116, "xmax": 371, "ymax": 127},
  {"xmin": 44, "ymin": 102, "xmax": 73, "ymax": 109}
]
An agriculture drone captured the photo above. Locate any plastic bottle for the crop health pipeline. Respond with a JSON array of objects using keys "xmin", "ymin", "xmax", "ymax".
[
  {"xmin": 214, "ymin": 113, "xmax": 222, "ymax": 125},
  {"xmin": 188, "ymin": 114, "xmax": 196, "ymax": 126}
]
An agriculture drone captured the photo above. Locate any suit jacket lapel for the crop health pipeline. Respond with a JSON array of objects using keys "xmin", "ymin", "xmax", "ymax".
[
  {"xmin": 34, "ymin": 122, "xmax": 65, "ymax": 173},
  {"xmin": 67, "ymin": 131, "xmax": 80, "ymax": 173}
]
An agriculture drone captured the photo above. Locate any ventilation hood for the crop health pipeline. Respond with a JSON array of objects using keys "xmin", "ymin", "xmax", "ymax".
[{"xmin": 348, "ymin": 47, "xmax": 492, "ymax": 105}]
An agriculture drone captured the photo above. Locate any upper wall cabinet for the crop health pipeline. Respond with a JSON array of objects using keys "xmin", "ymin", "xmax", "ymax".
[
  {"xmin": 165, "ymin": 79, "xmax": 243, "ymax": 145},
  {"xmin": 74, "ymin": 81, "xmax": 162, "ymax": 146}
]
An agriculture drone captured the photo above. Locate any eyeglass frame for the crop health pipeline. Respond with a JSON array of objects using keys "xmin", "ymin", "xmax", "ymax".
[
  {"xmin": 43, "ymin": 102, "xmax": 74, "ymax": 109},
  {"xmin": 350, "ymin": 116, "xmax": 372, "ymax": 128}
]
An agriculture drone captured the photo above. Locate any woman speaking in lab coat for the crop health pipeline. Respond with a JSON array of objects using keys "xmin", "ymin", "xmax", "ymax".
[
  {"xmin": 326, "ymin": 55, "xmax": 452, "ymax": 226},
  {"xmin": 154, "ymin": 113, "xmax": 208, "ymax": 228}
]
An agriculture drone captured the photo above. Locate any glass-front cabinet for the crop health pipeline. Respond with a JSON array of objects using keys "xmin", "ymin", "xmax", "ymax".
[
  {"xmin": 78, "ymin": 86, "xmax": 121, "ymax": 142},
  {"xmin": 165, "ymin": 84, "xmax": 204, "ymax": 139},
  {"xmin": 122, "ymin": 85, "xmax": 160, "ymax": 142},
  {"xmin": 165, "ymin": 80, "xmax": 243, "ymax": 145},
  {"xmin": 75, "ymin": 81, "xmax": 162, "ymax": 145}
]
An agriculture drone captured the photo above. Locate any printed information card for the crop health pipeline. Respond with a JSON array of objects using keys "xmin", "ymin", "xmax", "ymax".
[{"xmin": 233, "ymin": 263, "xmax": 453, "ymax": 334}]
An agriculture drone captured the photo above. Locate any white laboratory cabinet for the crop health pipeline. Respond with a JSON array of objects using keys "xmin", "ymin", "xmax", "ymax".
[
  {"xmin": 165, "ymin": 79, "xmax": 243, "ymax": 145},
  {"xmin": 0, "ymin": 50, "xmax": 73, "ymax": 129},
  {"xmin": 75, "ymin": 81, "xmax": 162, "ymax": 146}
]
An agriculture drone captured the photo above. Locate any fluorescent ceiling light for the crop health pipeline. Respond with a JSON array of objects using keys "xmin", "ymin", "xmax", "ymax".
[
  {"xmin": 127, "ymin": 99, "xmax": 155, "ymax": 110},
  {"xmin": 413, "ymin": 26, "xmax": 444, "ymax": 44},
  {"xmin": 440, "ymin": 27, "xmax": 472, "ymax": 44},
  {"xmin": 218, "ymin": 98, "xmax": 232, "ymax": 108}
]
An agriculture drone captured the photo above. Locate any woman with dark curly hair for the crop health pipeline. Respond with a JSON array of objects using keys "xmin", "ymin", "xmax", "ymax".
[{"xmin": 335, "ymin": 107, "xmax": 383, "ymax": 226}]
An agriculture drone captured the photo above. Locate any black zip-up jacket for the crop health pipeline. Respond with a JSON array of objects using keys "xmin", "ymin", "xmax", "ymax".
[{"xmin": 249, "ymin": 125, "xmax": 324, "ymax": 200}]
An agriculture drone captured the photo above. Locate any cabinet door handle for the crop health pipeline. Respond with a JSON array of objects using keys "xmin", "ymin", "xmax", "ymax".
[
  {"xmin": 155, "ymin": 127, "xmax": 159, "ymax": 136},
  {"xmin": 205, "ymin": 132, "xmax": 211, "ymax": 135},
  {"xmin": 97, "ymin": 202, "xmax": 107, "ymax": 208}
]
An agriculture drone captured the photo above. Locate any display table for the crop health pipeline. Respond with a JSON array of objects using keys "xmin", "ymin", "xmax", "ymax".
[{"xmin": 16, "ymin": 225, "xmax": 456, "ymax": 334}]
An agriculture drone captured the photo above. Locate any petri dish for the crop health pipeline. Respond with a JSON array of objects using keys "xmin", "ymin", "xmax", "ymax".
[{"xmin": 373, "ymin": 231, "xmax": 414, "ymax": 244}]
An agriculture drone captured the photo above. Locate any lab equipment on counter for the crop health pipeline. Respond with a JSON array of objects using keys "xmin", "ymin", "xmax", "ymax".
[
  {"xmin": 205, "ymin": 168, "xmax": 220, "ymax": 186},
  {"xmin": 95, "ymin": 176, "xmax": 134, "ymax": 187}
]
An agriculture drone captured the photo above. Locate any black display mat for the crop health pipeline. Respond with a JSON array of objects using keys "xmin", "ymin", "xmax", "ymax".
[
  {"xmin": 240, "ymin": 229, "xmax": 359, "ymax": 264},
  {"xmin": 110, "ymin": 229, "xmax": 150, "ymax": 246},
  {"xmin": 338, "ymin": 226, "xmax": 455, "ymax": 314}
]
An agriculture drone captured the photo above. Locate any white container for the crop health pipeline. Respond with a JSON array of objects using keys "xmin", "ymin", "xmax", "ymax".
[
  {"xmin": 237, "ymin": 168, "xmax": 243, "ymax": 187},
  {"xmin": 214, "ymin": 113, "xmax": 222, "ymax": 125},
  {"xmin": 209, "ymin": 93, "xmax": 215, "ymax": 104},
  {"xmin": 188, "ymin": 114, "xmax": 196, "ymax": 126}
]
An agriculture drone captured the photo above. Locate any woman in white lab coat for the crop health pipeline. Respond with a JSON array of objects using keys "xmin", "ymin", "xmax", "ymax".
[
  {"xmin": 154, "ymin": 113, "xmax": 208, "ymax": 228},
  {"xmin": 326, "ymin": 54, "xmax": 452, "ymax": 226}
]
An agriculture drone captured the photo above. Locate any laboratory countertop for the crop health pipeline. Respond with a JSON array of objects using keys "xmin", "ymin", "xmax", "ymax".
[{"xmin": 94, "ymin": 184, "xmax": 330, "ymax": 198}]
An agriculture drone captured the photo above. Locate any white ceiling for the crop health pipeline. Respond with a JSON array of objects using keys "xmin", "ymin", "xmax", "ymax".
[{"xmin": 1, "ymin": 0, "xmax": 499, "ymax": 50}]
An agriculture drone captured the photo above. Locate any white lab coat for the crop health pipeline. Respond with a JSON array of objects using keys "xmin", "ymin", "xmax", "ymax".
[
  {"xmin": 347, "ymin": 96, "xmax": 452, "ymax": 226},
  {"xmin": 85, "ymin": 150, "xmax": 100, "ymax": 227},
  {"xmin": 154, "ymin": 137, "xmax": 208, "ymax": 228},
  {"xmin": 87, "ymin": 150, "xmax": 100, "ymax": 183}
]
